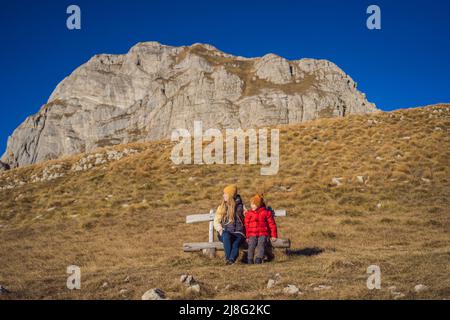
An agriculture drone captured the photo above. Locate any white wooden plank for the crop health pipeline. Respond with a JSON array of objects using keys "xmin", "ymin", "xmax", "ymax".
[
  {"xmin": 186, "ymin": 212, "xmax": 215, "ymax": 223},
  {"xmin": 183, "ymin": 238, "xmax": 291, "ymax": 252}
]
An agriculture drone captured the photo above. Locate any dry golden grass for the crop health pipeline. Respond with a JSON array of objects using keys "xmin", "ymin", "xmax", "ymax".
[{"xmin": 0, "ymin": 104, "xmax": 449, "ymax": 300}]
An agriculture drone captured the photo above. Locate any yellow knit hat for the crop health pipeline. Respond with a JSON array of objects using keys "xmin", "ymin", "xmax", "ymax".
[{"xmin": 223, "ymin": 184, "xmax": 237, "ymax": 198}]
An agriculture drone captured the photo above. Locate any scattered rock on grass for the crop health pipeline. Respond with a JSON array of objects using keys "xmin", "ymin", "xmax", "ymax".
[
  {"xmin": 331, "ymin": 177, "xmax": 343, "ymax": 186},
  {"xmin": 142, "ymin": 288, "xmax": 167, "ymax": 300},
  {"xmin": 267, "ymin": 273, "xmax": 281, "ymax": 289},
  {"xmin": 180, "ymin": 274, "xmax": 196, "ymax": 286},
  {"xmin": 388, "ymin": 286, "xmax": 406, "ymax": 299},
  {"xmin": 267, "ymin": 279, "xmax": 276, "ymax": 289},
  {"xmin": 283, "ymin": 284, "xmax": 300, "ymax": 295},
  {"xmin": 186, "ymin": 284, "xmax": 201, "ymax": 294},
  {"xmin": 0, "ymin": 285, "xmax": 11, "ymax": 295},
  {"xmin": 313, "ymin": 285, "xmax": 332, "ymax": 291},
  {"xmin": 414, "ymin": 284, "xmax": 429, "ymax": 293},
  {"xmin": 393, "ymin": 292, "xmax": 406, "ymax": 300},
  {"xmin": 356, "ymin": 176, "xmax": 366, "ymax": 184},
  {"xmin": 180, "ymin": 274, "xmax": 201, "ymax": 294},
  {"xmin": 119, "ymin": 289, "xmax": 128, "ymax": 295}
]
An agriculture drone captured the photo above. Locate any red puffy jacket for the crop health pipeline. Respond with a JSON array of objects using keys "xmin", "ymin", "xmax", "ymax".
[{"xmin": 244, "ymin": 207, "xmax": 278, "ymax": 238}]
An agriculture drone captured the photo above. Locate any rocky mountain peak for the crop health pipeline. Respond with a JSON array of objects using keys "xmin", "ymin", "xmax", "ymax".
[{"xmin": 1, "ymin": 41, "xmax": 377, "ymax": 168}]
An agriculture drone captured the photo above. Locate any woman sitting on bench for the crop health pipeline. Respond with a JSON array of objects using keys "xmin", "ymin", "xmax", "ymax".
[{"xmin": 214, "ymin": 184, "xmax": 245, "ymax": 265}]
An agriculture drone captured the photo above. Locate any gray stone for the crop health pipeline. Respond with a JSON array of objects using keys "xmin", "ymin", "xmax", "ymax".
[
  {"xmin": 267, "ymin": 279, "xmax": 276, "ymax": 289},
  {"xmin": 393, "ymin": 292, "xmax": 406, "ymax": 300},
  {"xmin": 356, "ymin": 175, "xmax": 366, "ymax": 184},
  {"xmin": 180, "ymin": 274, "xmax": 196, "ymax": 286},
  {"xmin": 119, "ymin": 289, "xmax": 127, "ymax": 295},
  {"xmin": 186, "ymin": 284, "xmax": 201, "ymax": 294},
  {"xmin": 283, "ymin": 284, "xmax": 300, "ymax": 295},
  {"xmin": 414, "ymin": 284, "xmax": 429, "ymax": 293},
  {"xmin": 142, "ymin": 288, "xmax": 167, "ymax": 300},
  {"xmin": 0, "ymin": 285, "xmax": 11, "ymax": 295},
  {"xmin": 331, "ymin": 177, "xmax": 343, "ymax": 186}
]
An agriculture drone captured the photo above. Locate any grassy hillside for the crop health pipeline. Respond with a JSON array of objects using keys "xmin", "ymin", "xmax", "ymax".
[{"xmin": 0, "ymin": 104, "xmax": 449, "ymax": 300}]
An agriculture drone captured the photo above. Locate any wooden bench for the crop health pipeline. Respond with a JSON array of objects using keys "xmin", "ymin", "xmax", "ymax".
[{"xmin": 183, "ymin": 208, "xmax": 291, "ymax": 258}]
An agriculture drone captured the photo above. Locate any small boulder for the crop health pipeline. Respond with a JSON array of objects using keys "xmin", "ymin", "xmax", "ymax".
[
  {"xmin": 142, "ymin": 288, "xmax": 167, "ymax": 300},
  {"xmin": 186, "ymin": 284, "xmax": 201, "ymax": 294},
  {"xmin": 313, "ymin": 285, "xmax": 332, "ymax": 291},
  {"xmin": 283, "ymin": 284, "xmax": 300, "ymax": 295},
  {"xmin": 414, "ymin": 284, "xmax": 429, "ymax": 293},
  {"xmin": 0, "ymin": 285, "xmax": 11, "ymax": 295},
  {"xmin": 267, "ymin": 279, "xmax": 276, "ymax": 289},
  {"xmin": 119, "ymin": 289, "xmax": 128, "ymax": 295},
  {"xmin": 267, "ymin": 273, "xmax": 281, "ymax": 289},
  {"xmin": 356, "ymin": 176, "xmax": 366, "ymax": 184},
  {"xmin": 393, "ymin": 292, "xmax": 406, "ymax": 300},
  {"xmin": 387, "ymin": 286, "xmax": 397, "ymax": 292},
  {"xmin": 180, "ymin": 274, "xmax": 188, "ymax": 283},
  {"xmin": 180, "ymin": 274, "xmax": 196, "ymax": 286},
  {"xmin": 331, "ymin": 177, "xmax": 343, "ymax": 186}
]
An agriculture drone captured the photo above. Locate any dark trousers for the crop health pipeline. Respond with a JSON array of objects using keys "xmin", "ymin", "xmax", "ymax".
[
  {"xmin": 219, "ymin": 231, "xmax": 244, "ymax": 262},
  {"xmin": 247, "ymin": 236, "xmax": 267, "ymax": 263}
]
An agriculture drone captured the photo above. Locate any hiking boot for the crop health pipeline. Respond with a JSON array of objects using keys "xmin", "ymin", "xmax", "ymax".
[
  {"xmin": 255, "ymin": 258, "xmax": 263, "ymax": 264},
  {"xmin": 226, "ymin": 260, "xmax": 235, "ymax": 265}
]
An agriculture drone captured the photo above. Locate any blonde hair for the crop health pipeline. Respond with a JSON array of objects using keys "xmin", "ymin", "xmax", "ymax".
[{"xmin": 216, "ymin": 197, "xmax": 236, "ymax": 223}]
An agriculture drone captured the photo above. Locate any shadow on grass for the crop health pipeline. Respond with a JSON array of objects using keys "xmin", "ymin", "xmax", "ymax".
[{"xmin": 285, "ymin": 247, "xmax": 325, "ymax": 256}]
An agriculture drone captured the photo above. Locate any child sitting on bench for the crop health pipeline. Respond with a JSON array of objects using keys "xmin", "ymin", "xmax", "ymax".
[{"xmin": 244, "ymin": 194, "xmax": 278, "ymax": 264}]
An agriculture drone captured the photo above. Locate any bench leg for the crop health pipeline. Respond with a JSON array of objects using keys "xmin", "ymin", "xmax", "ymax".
[
  {"xmin": 202, "ymin": 219, "xmax": 216, "ymax": 258},
  {"xmin": 202, "ymin": 248, "xmax": 216, "ymax": 258}
]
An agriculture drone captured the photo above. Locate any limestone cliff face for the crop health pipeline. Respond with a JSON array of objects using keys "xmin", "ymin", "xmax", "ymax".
[{"xmin": 1, "ymin": 42, "xmax": 377, "ymax": 168}]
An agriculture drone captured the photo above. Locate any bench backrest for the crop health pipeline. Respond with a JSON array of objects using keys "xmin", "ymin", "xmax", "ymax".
[{"xmin": 186, "ymin": 208, "xmax": 287, "ymax": 243}]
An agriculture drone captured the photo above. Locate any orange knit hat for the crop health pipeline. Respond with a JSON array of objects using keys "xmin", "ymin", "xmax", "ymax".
[
  {"xmin": 250, "ymin": 194, "xmax": 265, "ymax": 208},
  {"xmin": 223, "ymin": 184, "xmax": 237, "ymax": 198}
]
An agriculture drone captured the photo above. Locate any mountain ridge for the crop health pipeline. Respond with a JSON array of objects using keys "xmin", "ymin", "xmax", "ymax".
[{"xmin": 1, "ymin": 41, "xmax": 376, "ymax": 168}]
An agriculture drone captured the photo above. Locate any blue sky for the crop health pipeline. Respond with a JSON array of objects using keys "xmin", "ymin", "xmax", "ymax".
[{"xmin": 0, "ymin": 0, "xmax": 449, "ymax": 154}]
